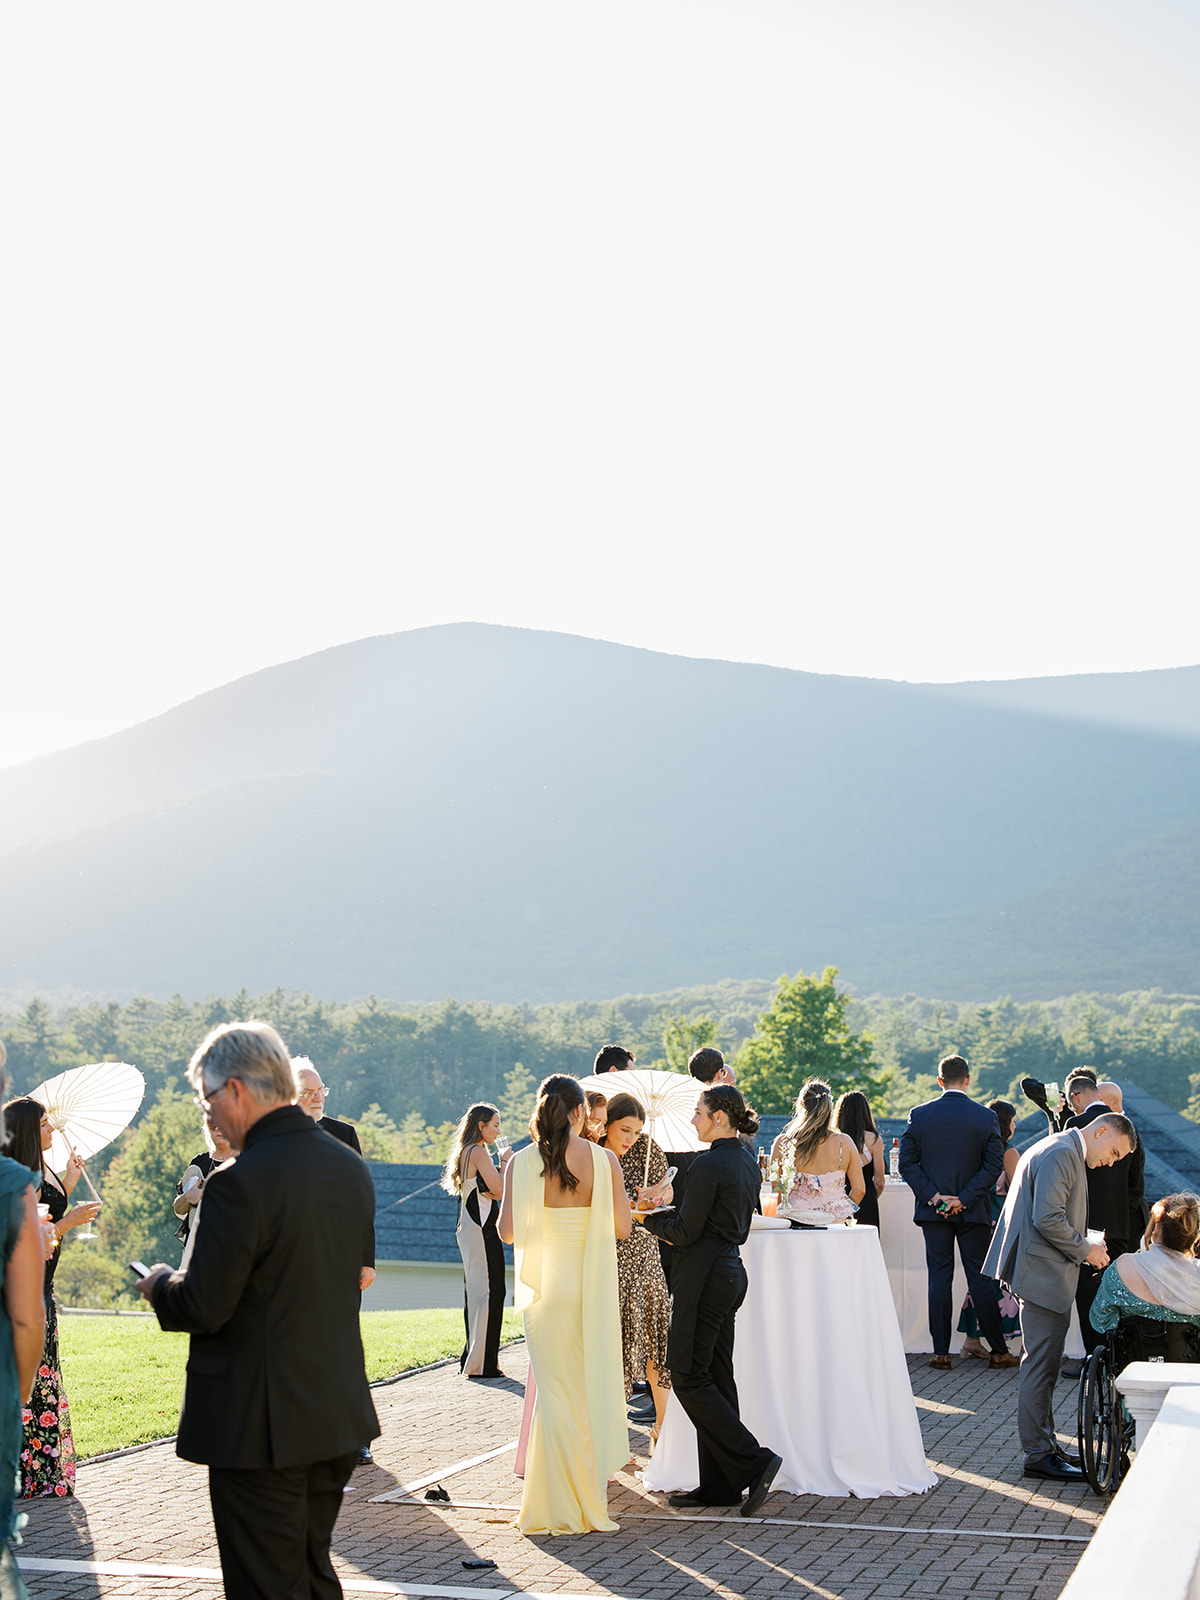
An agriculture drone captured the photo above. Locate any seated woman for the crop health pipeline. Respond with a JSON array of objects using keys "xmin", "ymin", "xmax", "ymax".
[
  {"xmin": 1090, "ymin": 1191, "xmax": 1200, "ymax": 1334},
  {"xmin": 770, "ymin": 1078, "xmax": 865, "ymax": 1225}
]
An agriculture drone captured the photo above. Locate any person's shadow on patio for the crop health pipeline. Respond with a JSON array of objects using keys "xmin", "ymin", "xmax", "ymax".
[{"xmin": 14, "ymin": 1493, "xmax": 101, "ymax": 1599}]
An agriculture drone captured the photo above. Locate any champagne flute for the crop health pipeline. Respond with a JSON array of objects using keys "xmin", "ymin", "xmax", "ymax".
[{"xmin": 76, "ymin": 1164, "xmax": 102, "ymax": 1241}]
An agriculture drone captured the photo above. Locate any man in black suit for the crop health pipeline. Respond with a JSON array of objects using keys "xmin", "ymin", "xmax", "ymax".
[
  {"xmin": 593, "ymin": 1044, "xmax": 636, "ymax": 1074},
  {"xmin": 899, "ymin": 1054, "xmax": 1018, "ymax": 1371},
  {"xmin": 137, "ymin": 1022, "xmax": 379, "ymax": 1600},
  {"xmin": 295, "ymin": 1059, "xmax": 375, "ymax": 1281},
  {"xmin": 1063, "ymin": 1072, "xmax": 1143, "ymax": 1354},
  {"xmin": 295, "ymin": 1057, "xmax": 377, "ymax": 1462}
]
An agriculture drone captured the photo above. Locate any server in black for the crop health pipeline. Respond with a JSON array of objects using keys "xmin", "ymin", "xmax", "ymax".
[{"xmin": 643, "ymin": 1084, "xmax": 782, "ymax": 1517}]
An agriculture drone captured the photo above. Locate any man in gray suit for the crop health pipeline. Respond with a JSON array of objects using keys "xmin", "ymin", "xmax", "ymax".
[{"xmin": 984, "ymin": 1114, "xmax": 1137, "ymax": 1481}]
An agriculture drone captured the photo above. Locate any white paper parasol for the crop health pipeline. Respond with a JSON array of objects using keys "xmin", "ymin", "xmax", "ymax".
[
  {"xmin": 28, "ymin": 1061, "xmax": 146, "ymax": 1172},
  {"xmin": 578, "ymin": 1067, "xmax": 705, "ymax": 1183}
]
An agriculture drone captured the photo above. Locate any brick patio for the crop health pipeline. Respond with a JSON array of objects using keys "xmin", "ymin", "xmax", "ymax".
[{"xmin": 17, "ymin": 1342, "xmax": 1105, "ymax": 1600}]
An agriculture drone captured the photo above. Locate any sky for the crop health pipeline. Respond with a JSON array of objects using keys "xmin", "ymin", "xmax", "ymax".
[{"xmin": 4, "ymin": 0, "xmax": 1199, "ymax": 771}]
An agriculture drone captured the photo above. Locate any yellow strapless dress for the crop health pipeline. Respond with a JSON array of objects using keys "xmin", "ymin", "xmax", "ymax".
[{"xmin": 512, "ymin": 1146, "xmax": 626, "ymax": 1535}]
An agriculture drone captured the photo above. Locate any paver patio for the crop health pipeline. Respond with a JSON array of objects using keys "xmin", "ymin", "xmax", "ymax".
[{"xmin": 17, "ymin": 1344, "xmax": 1106, "ymax": 1600}]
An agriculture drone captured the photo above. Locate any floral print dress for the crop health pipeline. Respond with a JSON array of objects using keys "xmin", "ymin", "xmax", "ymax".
[
  {"xmin": 22, "ymin": 1176, "xmax": 75, "ymax": 1498},
  {"xmin": 615, "ymin": 1136, "xmax": 672, "ymax": 1400}
]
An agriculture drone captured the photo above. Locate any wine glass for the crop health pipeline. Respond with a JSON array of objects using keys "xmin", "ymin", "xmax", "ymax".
[{"xmin": 76, "ymin": 1166, "xmax": 102, "ymax": 1241}]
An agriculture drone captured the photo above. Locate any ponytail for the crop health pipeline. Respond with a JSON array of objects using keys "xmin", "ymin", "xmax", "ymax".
[
  {"xmin": 700, "ymin": 1084, "xmax": 760, "ymax": 1138},
  {"xmin": 532, "ymin": 1074, "xmax": 584, "ymax": 1191}
]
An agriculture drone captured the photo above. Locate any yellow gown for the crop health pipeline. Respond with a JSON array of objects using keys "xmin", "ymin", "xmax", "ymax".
[{"xmin": 511, "ymin": 1141, "xmax": 627, "ymax": 1535}]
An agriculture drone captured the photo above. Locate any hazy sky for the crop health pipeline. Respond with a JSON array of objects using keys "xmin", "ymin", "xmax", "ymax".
[{"xmin": 4, "ymin": 0, "xmax": 1198, "ymax": 770}]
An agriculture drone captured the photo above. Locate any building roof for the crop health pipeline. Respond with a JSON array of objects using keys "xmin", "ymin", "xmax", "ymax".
[{"xmin": 368, "ymin": 1161, "xmax": 513, "ymax": 1268}]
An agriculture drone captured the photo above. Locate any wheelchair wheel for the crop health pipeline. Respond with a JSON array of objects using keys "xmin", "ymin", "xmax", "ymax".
[{"xmin": 1079, "ymin": 1347, "xmax": 1121, "ymax": 1494}]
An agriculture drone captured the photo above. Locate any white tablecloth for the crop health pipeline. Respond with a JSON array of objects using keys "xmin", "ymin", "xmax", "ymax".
[
  {"xmin": 878, "ymin": 1182, "xmax": 967, "ymax": 1352},
  {"xmin": 643, "ymin": 1226, "xmax": 937, "ymax": 1499},
  {"xmin": 877, "ymin": 1181, "xmax": 1084, "ymax": 1357}
]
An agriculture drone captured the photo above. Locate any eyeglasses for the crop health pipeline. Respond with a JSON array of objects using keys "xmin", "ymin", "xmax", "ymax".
[
  {"xmin": 298, "ymin": 1087, "xmax": 327, "ymax": 1103},
  {"xmin": 194, "ymin": 1081, "xmax": 235, "ymax": 1114}
]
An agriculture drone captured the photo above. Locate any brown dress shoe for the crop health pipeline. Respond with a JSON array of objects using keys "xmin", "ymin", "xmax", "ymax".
[
  {"xmin": 929, "ymin": 1354, "xmax": 953, "ymax": 1369},
  {"xmin": 989, "ymin": 1352, "xmax": 1020, "ymax": 1369}
]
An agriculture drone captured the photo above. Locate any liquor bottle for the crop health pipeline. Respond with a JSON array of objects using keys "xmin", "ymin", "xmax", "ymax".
[
  {"xmin": 889, "ymin": 1137, "xmax": 900, "ymax": 1181},
  {"xmin": 758, "ymin": 1147, "xmax": 768, "ymax": 1180}
]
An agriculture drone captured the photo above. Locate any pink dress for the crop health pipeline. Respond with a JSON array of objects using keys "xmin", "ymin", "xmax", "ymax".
[{"xmin": 781, "ymin": 1168, "xmax": 858, "ymax": 1226}]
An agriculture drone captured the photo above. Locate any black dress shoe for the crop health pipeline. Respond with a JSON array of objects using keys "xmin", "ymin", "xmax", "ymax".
[
  {"xmin": 627, "ymin": 1400, "xmax": 658, "ymax": 1422},
  {"xmin": 357, "ymin": 1446, "xmax": 373, "ymax": 1465},
  {"xmin": 741, "ymin": 1452, "xmax": 784, "ymax": 1517},
  {"xmin": 667, "ymin": 1492, "xmax": 740, "ymax": 1508},
  {"xmin": 1023, "ymin": 1453, "xmax": 1085, "ymax": 1482},
  {"xmin": 1053, "ymin": 1448, "xmax": 1082, "ymax": 1470}
]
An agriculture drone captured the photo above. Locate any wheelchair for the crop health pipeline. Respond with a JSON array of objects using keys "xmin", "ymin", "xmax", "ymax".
[{"xmin": 1075, "ymin": 1314, "xmax": 1200, "ymax": 1494}]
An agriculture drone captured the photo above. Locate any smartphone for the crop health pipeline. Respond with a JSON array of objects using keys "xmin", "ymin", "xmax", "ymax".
[
  {"xmin": 129, "ymin": 1260, "xmax": 151, "ymax": 1278},
  {"xmin": 661, "ymin": 1166, "xmax": 678, "ymax": 1187}
]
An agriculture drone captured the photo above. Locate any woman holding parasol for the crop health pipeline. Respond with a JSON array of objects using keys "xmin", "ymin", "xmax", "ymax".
[
  {"xmin": 10, "ymin": 1058, "xmax": 145, "ymax": 1499},
  {"xmin": 5, "ymin": 1099, "xmax": 99, "ymax": 1498}
]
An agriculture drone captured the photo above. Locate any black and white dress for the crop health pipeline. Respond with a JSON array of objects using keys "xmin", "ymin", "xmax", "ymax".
[{"xmin": 456, "ymin": 1154, "xmax": 506, "ymax": 1378}]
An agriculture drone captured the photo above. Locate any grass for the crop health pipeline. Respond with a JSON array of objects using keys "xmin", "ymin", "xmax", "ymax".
[{"xmin": 58, "ymin": 1307, "xmax": 524, "ymax": 1460}]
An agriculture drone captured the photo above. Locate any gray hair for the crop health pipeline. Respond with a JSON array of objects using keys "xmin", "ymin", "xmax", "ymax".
[
  {"xmin": 1090, "ymin": 1112, "xmax": 1138, "ymax": 1151},
  {"xmin": 187, "ymin": 1021, "xmax": 297, "ymax": 1107}
]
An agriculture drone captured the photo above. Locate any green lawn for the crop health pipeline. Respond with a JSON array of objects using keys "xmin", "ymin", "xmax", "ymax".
[{"xmin": 59, "ymin": 1308, "xmax": 523, "ymax": 1459}]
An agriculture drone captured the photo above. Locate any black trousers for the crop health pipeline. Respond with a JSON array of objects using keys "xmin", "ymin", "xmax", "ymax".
[
  {"xmin": 921, "ymin": 1220, "xmax": 1007, "ymax": 1355},
  {"xmin": 671, "ymin": 1256, "xmax": 773, "ymax": 1504},
  {"xmin": 208, "ymin": 1451, "xmax": 359, "ymax": 1600}
]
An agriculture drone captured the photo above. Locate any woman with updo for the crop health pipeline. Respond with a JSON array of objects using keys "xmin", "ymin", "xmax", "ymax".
[
  {"xmin": 771, "ymin": 1078, "xmax": 865, "ymax": 1225},
  {"xmin": 1089, "ymin": 1191, "xmax": 1200, "ymax": 1333},
  {"xmin": 499, "ymin": 1074, "xmax": 630, "ymax": 1535},
  {"xmin": 643, "ymin": 1085, "xmax": 782, "ymax": 1515}
]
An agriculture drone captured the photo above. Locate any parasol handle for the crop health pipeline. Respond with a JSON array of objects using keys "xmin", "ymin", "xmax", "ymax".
[
  {"xmin": 79, "ymin": 1166, "xmax": 103, "ymax": 1205},
  {"xmin": 644, "ymin": 1136, "xmax": 652, "ymax": 1188}
]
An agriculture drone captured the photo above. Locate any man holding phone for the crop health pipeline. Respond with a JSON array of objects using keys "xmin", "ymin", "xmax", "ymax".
[{"xmin": 135, "ymin": 1020, "xmax": 377, "ymax": 1600}]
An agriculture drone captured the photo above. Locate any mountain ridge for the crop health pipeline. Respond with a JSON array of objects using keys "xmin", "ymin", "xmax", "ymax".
[{"xmin": 3, "ymin": 623, "xmax": 1199, "ymax": 1002}]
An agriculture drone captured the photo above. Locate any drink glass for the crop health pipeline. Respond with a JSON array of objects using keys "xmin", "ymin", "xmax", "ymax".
[
  {"xmin": 763, "ymin": 1193, "xmax": 779, "ymax": 1217},
  {"xmin": 1086, "ymin": 1228, "xmax": 1105, "ymax": 1248},
  {"xmin": 493, "ymin": 1135, "xmax": 511, "ymax": 1157}
]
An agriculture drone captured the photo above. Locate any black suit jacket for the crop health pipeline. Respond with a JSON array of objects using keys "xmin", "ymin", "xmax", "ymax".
[
  {"xmin": 898, "ymin": 1091, "xmax": 1004, "ymax": 1226},
  {"xmin": 645, "ymin": 1138, "xmax": 760, "ymax": 1371},
  {"xmin": 1064, "ymin": 1100, "xmax": 1144, "ymax": 1246},
  {"xmin": 151, "ymin": 1104, "xmax": 379, "ymax": 1469},
  {"xmin": 318, "ymin": 1116, "xmax": 375, "ymax": 1267},
  {"xmin": 319, "ymin": 1116, "xmax": 361, "ymax": 1153}
]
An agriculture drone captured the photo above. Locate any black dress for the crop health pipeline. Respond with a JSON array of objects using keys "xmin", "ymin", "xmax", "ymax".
[
  {"xmin": 457, "ymin": 1163, "xmax": 506, "ymax": 1378},
  {"xmin": 174, "ymin": 1150, "xmax": 217, "ymax": 1244},
  {"xmin": 22, "ymin": 1171, "xmax": 76, "ymax": 1497},
  {"xmin": 852, "ymin": 1144, "xmax": 880, "ymax": 1232}
]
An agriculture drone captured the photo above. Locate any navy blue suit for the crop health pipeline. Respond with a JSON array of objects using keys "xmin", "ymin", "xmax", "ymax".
[{"xmin": 899, "ymin": 1090, "xmax": 1007, "ymax": 1355}]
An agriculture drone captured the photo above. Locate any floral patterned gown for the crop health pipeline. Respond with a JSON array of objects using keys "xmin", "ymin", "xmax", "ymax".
[
  {"xmin": 22, "ymin": 1174, "xmax": 75, "ymax": 1499},
  {"xmin": 615, "ymin": 1137, "xmax": 672, "ymax": 1400}
]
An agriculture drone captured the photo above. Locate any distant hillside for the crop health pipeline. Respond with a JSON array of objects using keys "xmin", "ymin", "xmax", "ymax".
[{"xmin": 2, "ymin": 624, "xmax": 1199, "ymax": 1002}]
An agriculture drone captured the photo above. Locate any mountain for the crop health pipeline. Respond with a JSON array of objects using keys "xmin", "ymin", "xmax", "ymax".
[{"xmin": 2, "ymin": 624, "xmax": 1199, "ymax": 1003}]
